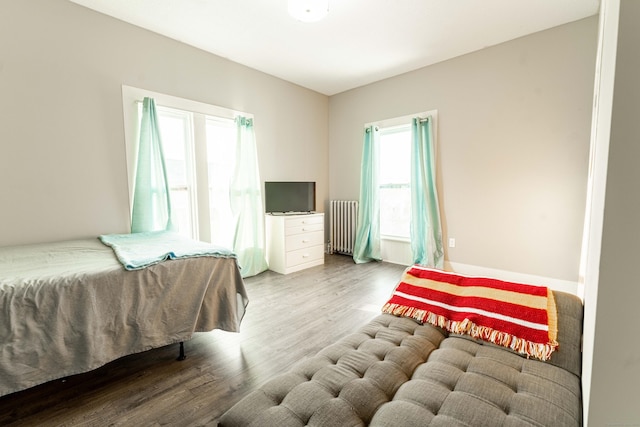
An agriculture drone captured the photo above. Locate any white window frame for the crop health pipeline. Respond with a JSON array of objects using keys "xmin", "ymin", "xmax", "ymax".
[
  {"xmin": 121, "ymin": 85, "xmax": 252, "ymax": 241},
  {"xmin": 152, "ymin": 105, "xmax": 198, "ymax": 237},
  {"xmin": 378, "ymin": 124, "xmax": 412, "ymax": 241}
]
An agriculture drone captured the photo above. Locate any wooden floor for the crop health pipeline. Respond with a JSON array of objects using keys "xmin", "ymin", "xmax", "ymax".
[{"xmin": 0, "ymin": 255, "xmax": 406, "ymax": 426}]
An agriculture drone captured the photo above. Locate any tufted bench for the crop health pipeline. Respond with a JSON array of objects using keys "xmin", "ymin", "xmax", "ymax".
[{"xmin": 219, "ymin": 291, "xmax": 583, "ymax": 426}]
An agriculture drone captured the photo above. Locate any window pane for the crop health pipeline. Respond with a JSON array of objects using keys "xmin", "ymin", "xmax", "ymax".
[
  {"xmin": 379, "ymin": 129, "xmax": 410, "ymax": 185},
  {"xmin": 159, "ymin": 114, "xmax": 188, "ymax": 186},
  {"xmin": 380, "ymin": 187, "xmax": 411, "ymax": 237},
  {"xmin": 379, "ymin": 126, "xmax": 411, "ymax": 238},
  {"xmin": 157, "ymin": 108, "xmax": 195, "ymax": 238},
  {"xmin": 206, "ymin": 119, "xmax": 236, "ymax": 249}
]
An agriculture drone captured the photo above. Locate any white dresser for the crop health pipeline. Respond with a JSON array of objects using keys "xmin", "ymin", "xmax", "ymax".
[{"xmin": 265, "ymin": 213, "xmax": 325, "ymax": 274}]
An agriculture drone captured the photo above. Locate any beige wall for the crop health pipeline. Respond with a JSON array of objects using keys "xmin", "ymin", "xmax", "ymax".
[
  {"xmin": 584, "ymin": 0, "xmax": 640, "ymax": 423},
  {"xmin": 329, "ymin": 17, "xmax": 598, "ymax": 283},
  {"xmin": 0, "ymin": 0, "xmax": 329, "ymax": 247},
  {"xmin": 0, "ymin": 0, "xmax": 597, "ymax": 284}
]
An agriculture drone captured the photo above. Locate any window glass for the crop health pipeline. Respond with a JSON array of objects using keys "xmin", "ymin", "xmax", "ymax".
[
  {"xmin": 156, "ymin": 107, "xmax": 195, "ymax": 238},
  {"xmin": 206, "ymin": 118, "xmax": 236, "ymax": 248},
  {"xmin": 379, "ymin": 126, "xmax": 411, "ymax": 239}
]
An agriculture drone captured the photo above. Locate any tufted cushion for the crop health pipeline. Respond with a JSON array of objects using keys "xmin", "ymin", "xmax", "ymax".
[
  {"xmin": 218, "ymin": 315, "xmax": 446, "ymax": 426},
  {"xmin": 445, "ymin": 290, "xmax": 583, "ymax": 377},
  {"xmin": 370, "ymin": 337, "xmax": 582, "ymax": 426},
  {"xmin": 219, "ymin": 290, "xmax": 582, "ymax": 426},
  {"xmin": 543, "ymin": 290, "xmax": 583, "ymax": 376}
]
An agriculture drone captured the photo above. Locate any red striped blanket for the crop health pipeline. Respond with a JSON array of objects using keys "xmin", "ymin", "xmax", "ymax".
[{"xmin": 382, "ymin": 265, "xmax": 558, "ymax": 361}]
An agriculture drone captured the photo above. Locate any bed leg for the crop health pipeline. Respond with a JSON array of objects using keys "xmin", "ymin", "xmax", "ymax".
[{"xmin": 177, "ymin": 341, "xmax": 186, "ymax": 361}]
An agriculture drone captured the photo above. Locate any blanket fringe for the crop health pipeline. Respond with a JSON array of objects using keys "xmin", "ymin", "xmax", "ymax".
[{"xmin": 382, "ymin": 302, "xmax": 558, "ymax": 361}]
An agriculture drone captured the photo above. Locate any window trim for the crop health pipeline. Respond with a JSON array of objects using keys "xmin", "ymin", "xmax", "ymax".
[
  {"xmin": 364, "ymin": 110, "xmax": 436, "ymax": 132},
  {"xmin": 154, "ymin": 105, "xmax": 199, "ymax": 238}
]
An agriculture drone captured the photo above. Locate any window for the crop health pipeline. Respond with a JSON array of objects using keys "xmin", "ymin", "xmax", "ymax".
[
  {"xmin": 379, "ymin": 125, "xmax": 411, "ymax": 239},
  {"xmin": 123, "ymin": 86, "xmax": 250, "ymax": 247},
  {"xmin": 368, "ymin": 110, "xmax": 437, "ymax": 243},
  {"xmin": 148, "ymin": 107, "xmax": 238, "ymax": 245},
  {"xmin": 206, "ymin": 118, "xmax": 237, "ymax": 249},
  {"xmin": 155, "ymin": 106, "xmax": 197, "ymax": 238}
]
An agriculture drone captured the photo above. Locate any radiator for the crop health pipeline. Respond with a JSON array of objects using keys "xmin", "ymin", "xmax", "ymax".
[{"xmin": 329, "ymin": 200, "xmax": 359, "ymax": 255}]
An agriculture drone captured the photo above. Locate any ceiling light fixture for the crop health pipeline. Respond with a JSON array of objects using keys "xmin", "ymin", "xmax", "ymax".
[{"xmin": 288, "ymin": 0, "xmax": 329, "ymax": 23}]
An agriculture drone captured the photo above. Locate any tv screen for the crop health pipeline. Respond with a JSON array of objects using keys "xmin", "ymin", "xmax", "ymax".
[{"xmin": 265, "ymin": 181, "xmax": 316, "ymax": 214}]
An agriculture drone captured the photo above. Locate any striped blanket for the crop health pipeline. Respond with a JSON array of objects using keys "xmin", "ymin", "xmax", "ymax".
[{"xmin": 382, "ymin": 265, "xmax": 558, "ymax": 361}]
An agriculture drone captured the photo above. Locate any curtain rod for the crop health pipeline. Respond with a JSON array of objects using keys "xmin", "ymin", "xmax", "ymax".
[
  {"xmin": 365, "ymin": 115, "xmax": 430, "ymax": 130},
  {"xmin": 365, "ymin": 117, "xmax": 429, "ymax": 132}
]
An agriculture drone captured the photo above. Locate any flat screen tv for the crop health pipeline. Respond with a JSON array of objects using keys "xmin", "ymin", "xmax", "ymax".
[{"xmin": 265, "ymin": 181, "xmax": 316, "ymax": 214}]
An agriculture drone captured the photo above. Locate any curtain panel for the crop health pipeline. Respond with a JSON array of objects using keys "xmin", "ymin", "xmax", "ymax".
[
  {"xmin": 230, "ymin": 116, "xmax": 269, "ymax": 277},
  {"xmin": 410, "ymin": 116, "xmax": 444, "ymax": 268},
  {"xmin": 131, "ymin": 97, "xmax": 174, "ymax": 233},
  {"xmin": 353, "ymin": 126, "xmax": 382, "ymax": 264}
]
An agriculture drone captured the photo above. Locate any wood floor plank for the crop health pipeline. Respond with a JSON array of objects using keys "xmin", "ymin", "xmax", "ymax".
[{"xmin": 0, "ymin": 255, "xmax": 406, "ymax": 426}]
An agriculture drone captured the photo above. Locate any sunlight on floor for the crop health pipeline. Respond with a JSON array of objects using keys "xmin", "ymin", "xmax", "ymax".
[{"xmin": 358, "ymin": 303, "xmax": 382, "ymax": 313}]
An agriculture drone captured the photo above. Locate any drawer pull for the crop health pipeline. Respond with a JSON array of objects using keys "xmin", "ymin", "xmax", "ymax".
[
  {"xmin": 302, "ymin": 254, "xmax": 310, "ymax": 258},
  {"xmin": 302, "ymin": 239, "xmax": 310, "ymax": 243}
]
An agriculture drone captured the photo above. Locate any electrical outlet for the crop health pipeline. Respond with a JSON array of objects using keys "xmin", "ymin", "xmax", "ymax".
[{"xmin": 448, "ymin": 238, "xmax": 456, "ymax": 248}]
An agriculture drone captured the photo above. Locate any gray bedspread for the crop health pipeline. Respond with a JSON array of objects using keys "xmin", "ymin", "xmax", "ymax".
[{"xmin": 0, "ymin": 238, "xmax": 248, "ymax": 397}]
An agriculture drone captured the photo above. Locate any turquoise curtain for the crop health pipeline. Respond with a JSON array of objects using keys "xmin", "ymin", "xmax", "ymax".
[
  {"xmin": 353, "ymin": 126, "xmax": 381, "ymax": 264},
  {"xmin": 410, "ymin": 116, "xmax": 444, "ymax": 268},
  {"xmin": 230, "ymin": 116, "xmax": 268, "ymax": 277},
  {"xmin": 131, "ymin": 97, "xmax": 174, "ymax": 233}
]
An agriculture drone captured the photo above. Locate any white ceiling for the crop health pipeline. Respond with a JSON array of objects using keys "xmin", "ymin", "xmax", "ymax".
[{"xmin": 69, "ymin": 0, "xmax": 600, "ymax": 96}]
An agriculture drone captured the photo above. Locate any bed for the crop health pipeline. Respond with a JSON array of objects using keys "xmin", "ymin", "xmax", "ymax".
[
  {"xmin": 0, "ymin": 232, "xmax": 249, "ymax": 397},
  {"xmin": 219, "ymin": 266, "xmax": 583, "ymax": 426}
]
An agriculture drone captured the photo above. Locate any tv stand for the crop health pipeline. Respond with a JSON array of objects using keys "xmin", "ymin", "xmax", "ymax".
[{"xmin": 265, "ymin": 213, "xmax": 324, "ymax": 274}]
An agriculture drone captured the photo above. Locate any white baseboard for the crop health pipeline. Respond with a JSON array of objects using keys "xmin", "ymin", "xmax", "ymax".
[
  {"xmin": 445, "ymin": 261, "xmax": 580, "ymax": 298},
  {"xmin": 377, "ymin": 239, "xmax": 580, "ymax": 297}
]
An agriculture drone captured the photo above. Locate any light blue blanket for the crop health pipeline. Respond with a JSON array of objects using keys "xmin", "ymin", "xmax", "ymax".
[{"xmin": 99, "ymin": 231, "xmax": 236, "ymax": 270}]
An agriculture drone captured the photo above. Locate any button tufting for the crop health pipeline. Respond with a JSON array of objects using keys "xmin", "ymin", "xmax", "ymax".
[{"xmin": 221, "ymin": 312, "xmax": 582, "ymax": 427}]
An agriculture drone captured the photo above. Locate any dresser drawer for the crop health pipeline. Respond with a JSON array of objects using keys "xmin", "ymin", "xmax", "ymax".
[
  {"xmin": 286, "ymin": 230, "xmax": 324, "ymax": 252},
  {"xmin": 286, "ymin": 245, "xmax": 324, "ymax": 268},
  {"xmin": 285, "ymin": 215, "xmax": 324, "ymax": 229},
  {"xmin": 286, "ymin": 222, "xmax": 323, "ymax": 236}
]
